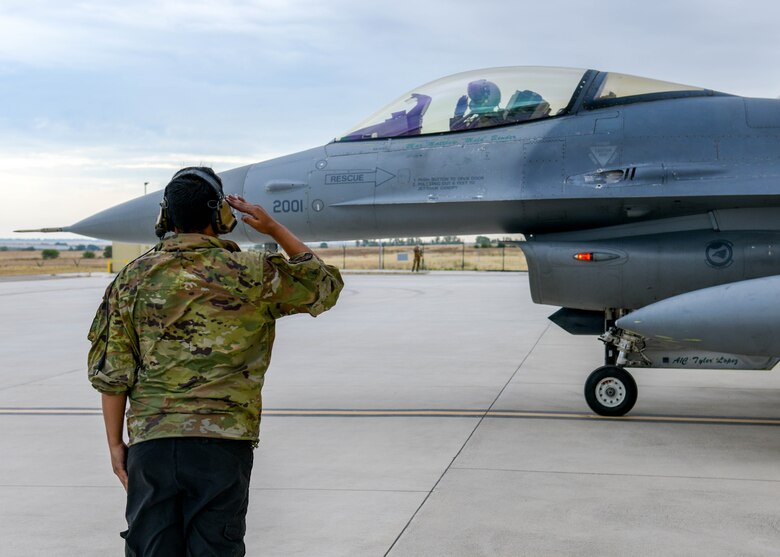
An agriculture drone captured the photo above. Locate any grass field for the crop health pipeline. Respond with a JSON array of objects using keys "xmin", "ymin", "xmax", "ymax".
[
  {"xmin": 0, "ymin": 250, "xmax": 109, "ymax": 276},
  {"xmin": 0, "ymin": 244, "xmax": 527, "ymax": 276}
]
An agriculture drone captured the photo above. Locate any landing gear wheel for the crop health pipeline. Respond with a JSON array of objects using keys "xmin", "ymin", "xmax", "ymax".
[{"xmin": 584, "ymin": 365, "xmax": 637, "ymax": 416}]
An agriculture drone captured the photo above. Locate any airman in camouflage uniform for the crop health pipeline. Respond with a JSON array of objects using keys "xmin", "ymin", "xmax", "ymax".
[
  {"xmin": 88, "ymin": 235, "xmax": 341, "ymax": 445},
  {"xmin": 412, "ymin": 244, "xmax": 424, "ymax": 272},
  {"xmin": 88, "ymin": 167, "xmax": 342, "ymax": 556}
]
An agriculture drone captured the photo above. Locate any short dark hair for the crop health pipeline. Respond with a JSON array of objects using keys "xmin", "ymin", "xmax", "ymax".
[{"xmin": 164, "ymin": 167, "xmax": 223, "ymax": 233}]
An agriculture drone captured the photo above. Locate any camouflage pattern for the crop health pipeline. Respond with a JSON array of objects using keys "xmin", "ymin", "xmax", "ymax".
[{"xmin": 88, "ymin": 233, "xmax": 343, "ymax": 446}]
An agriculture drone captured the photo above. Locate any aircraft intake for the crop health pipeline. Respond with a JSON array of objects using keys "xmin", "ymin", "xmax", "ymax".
[{"xmin": 521, "ymin": 230, "xmax": 780, "ymax": 311}]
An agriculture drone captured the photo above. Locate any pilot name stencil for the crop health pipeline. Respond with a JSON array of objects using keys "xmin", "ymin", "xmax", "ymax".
[{"xmin": 671, "ymin": 355, "xmax": 740, "ymax": 367}]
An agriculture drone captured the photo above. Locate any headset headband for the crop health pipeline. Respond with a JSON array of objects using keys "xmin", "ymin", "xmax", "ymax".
[{"xmin": 171, "ymin": 168, "xmax": 224, "ymax": 197}]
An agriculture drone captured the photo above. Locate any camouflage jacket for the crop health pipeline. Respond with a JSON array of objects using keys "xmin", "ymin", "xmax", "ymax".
[{"xmin": 88, "ymin": 234, "xmax": 343, "ymax": 446}]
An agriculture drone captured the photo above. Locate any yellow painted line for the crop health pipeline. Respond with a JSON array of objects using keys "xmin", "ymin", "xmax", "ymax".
[
  {"xmin": 488, "ymin": 410, "xmax": 780, "ymax": 426},
  {"xmin": 490, "ymin": 411, "xmax": 592, "ymax": 419},
  {"xmin": 592, "ymin": 415, "xmax": 780, "ymax": 426},
  {"xmin": 264, "ymin": 409, "xmax": 484, "ymax": 417},
  {"xmin": 1, "ymin": 408, "xmax": 779, "ymax": 426},
  {"xmin": 0, "ymin": 409, "xmax": 101, "ymax": 415}
]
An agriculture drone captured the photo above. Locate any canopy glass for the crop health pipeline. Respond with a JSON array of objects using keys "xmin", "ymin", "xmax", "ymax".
[{"xmin": 336, "ymin": 67, "xmax": 706, "ymax": 142}]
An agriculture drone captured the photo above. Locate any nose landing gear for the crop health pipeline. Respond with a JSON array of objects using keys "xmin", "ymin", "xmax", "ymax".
[
  {"xmin": 584, "ymin": 365, "xmax": 638, "ymax": 416},
  {"xmin": 584, "ymin": 326, "xmax": 647, "ymax": 416}
]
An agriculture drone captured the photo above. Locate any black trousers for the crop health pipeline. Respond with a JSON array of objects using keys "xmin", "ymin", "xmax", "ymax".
[{"xmin": 123, "ymin": 437, "xmax": 254, "ymax": 557}]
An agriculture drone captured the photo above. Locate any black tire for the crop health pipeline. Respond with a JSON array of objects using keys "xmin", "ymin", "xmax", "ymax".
[{"xmin": 584, "ymin": 365, "xmax": 638, "ymax": 416}]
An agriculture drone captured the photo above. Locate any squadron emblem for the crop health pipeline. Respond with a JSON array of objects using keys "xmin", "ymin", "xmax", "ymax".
[{"xmin": 705, "ymin": 240, "xmax": 734, "ymax": 268}]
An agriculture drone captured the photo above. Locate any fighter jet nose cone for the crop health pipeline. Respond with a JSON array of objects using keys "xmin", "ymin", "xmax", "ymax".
[{"xmin": 69, "ymin": 194, "xmax": 162, "ymax": 244}]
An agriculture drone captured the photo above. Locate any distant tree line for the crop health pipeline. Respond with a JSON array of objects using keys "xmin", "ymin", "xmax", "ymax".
[
  {"xmin": 36, "ymin": 248, "xmax": 105, "ymax": 260},
  {"xmin": 69, "ymin": 244, "xmax": 101, "ymax": 251},
  {"xmin": 355, "ymin": 236, "xmax": 463, "ymax": 247},
  {"xmin": 352, "ymin": 235, "xmax": 519, "ymax": 248}
]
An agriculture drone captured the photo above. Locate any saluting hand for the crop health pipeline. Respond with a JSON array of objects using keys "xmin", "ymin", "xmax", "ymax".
[
  {"xmin": 226, "ymin": 195, "xmax": 279, "ymax": 236},
  {"xmin": 225, "ymin": 194, "xmax": 310, "ymax": 257}
]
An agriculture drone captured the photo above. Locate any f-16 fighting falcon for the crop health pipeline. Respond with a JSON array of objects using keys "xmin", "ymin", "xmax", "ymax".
[{"xmin": 20, "ymin": 66, "xmax": 780, "ymax": 416}]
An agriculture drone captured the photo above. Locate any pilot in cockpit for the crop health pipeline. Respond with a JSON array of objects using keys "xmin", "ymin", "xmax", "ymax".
[
  {"xmin": 449, "ymin": 79, "xmax": 552, "ymax": 131},
  {"xmin": 450, "ymin": 79, "xmax": 503, "ymax": 131}
]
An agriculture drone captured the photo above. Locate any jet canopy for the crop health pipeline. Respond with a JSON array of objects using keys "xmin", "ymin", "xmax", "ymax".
[{"xmin": 336, "ymin": 66, "xmax": 707, "ymax": 141}]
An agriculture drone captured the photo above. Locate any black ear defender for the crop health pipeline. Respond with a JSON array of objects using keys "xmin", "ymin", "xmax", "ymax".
[
  {"xmin": 154, "ymin": 196, "xmax": 172, "ymax": 239},
  {"xmin": 155, "ymin": 168, "xmax": 238, "ymax": 239}
]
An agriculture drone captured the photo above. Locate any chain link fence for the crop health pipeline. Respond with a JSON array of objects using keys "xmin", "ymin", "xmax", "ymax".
[{"xmin": 315, "ymin": 243, "xmax": 527, "ymax": 271}]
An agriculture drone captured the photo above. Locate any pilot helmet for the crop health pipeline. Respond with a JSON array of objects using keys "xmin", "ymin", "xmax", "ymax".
[{"xmin": 467, "ymin": 79, "xmax": 501, "ymax": 113}]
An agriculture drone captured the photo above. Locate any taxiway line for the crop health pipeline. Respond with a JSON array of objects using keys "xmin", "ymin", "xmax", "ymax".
[{"xmin": 2, "ymin": 407, "xmax": 779, "ymax": 426}]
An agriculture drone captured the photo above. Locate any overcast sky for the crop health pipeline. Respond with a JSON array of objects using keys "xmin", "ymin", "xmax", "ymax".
[{"xmin": 3, "ymin": 0, "xmax": 780, "ymax": 238}]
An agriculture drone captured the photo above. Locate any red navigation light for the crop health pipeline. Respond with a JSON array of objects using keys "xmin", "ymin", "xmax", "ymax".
[{"xmin": 574, "ymin": 252, "xmax": 594, "ymax": 261}]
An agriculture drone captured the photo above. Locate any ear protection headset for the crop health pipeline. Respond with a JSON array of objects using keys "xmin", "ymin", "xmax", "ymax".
[{"xmin": 155, "ymin": 168, "xmax": 238, "ymax": 239}]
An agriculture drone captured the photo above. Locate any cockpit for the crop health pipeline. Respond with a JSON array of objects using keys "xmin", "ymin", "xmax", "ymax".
[{"xmin": 336, "ymin": 66, "xmax": 711, "ymax": 142}]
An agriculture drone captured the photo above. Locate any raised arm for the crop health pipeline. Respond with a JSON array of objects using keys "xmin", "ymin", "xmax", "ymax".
[
  {"xmin": 226, "ymin": 194, "xmax": 309, "ymax": 257},
  {"xmin": 226, "ymin": 194, "xmax": 343, "ymax": 317}
]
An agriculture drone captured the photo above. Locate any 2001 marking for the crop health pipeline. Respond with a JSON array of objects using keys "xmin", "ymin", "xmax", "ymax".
[{"xmin": 273, "ymin": 199, "xmax": 304, "ymax": 213}]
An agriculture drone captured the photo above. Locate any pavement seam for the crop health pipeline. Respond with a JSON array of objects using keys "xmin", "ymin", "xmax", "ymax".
[
  {"xmin": 382, "ymin": 322, "xmax": 551, "ymax": 557},
  {"xmin": 0, "ymin": 285, "xmax": 107, "ymax": 297},
  {"xmin": 449, "ymin": 466, "xmax": 780, "ymax": 483},
  {"xmin": 0, "ymin": 368, "xmax": 83, "ymax": 392}
]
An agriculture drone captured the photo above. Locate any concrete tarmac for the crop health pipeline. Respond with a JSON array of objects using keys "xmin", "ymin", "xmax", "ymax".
[{"xmin": 1, "ymin": 272, "xmax": 778, "ymax": 556}]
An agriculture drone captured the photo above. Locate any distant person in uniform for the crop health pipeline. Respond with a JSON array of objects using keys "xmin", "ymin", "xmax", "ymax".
[
  {"xmin": 412, "ymin": 245, "xmax": 424, "ymax": 272},
  {"xmin": 87, "ymin": 167, "xmax": 343, "ymax": 556}
]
